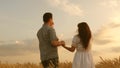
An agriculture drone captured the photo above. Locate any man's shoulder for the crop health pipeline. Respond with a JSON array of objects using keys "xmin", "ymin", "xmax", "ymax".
[
  {"xmin": 38, "ymin": 25, "xmax": 55, "ymax": 34},
  {"xmin": 46, "ymin": 26, "xmax": 55, "ymax": 32},
  {"xmin": 42, "ymin": 25, "xmax": 54, "ymax": 30}
]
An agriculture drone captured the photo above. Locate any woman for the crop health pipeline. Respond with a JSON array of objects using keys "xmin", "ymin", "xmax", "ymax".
[{"xmin": 62, "ymin": 22, "xmax": 95, "ymax": 68}]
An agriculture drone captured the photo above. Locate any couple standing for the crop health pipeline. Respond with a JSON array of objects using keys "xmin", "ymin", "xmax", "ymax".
[{"xmin": 37, "ymin": 12, "xmax": 95, "ymax": 68}]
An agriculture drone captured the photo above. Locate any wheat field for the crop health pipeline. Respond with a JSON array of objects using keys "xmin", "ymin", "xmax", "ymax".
[
  {"xmin": 95, "ymin": 56, "xmax": 120, "ymax": 68},
  {"xmin": 0, "ymin": 57, "xmax": 120, "ymax": 68}
]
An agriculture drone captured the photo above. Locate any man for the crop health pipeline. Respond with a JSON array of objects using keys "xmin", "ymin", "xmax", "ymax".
[{"xmin": 37, "ymin": 12, "xmax": 64, "ymax": 68}]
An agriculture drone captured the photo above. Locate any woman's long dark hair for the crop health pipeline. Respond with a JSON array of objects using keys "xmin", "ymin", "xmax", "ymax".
[{"xmin": 77, "ymin": 22, "xmax": 92, "ymax": 49}]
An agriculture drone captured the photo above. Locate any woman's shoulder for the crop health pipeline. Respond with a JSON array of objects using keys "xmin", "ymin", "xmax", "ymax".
[
  {"xmin": 73, "ymin": 35, "xmax": 80, "ymax": 40},
  {"xmin": 72, "ymin": 35, "xmax": 81, "ymax": 43}
]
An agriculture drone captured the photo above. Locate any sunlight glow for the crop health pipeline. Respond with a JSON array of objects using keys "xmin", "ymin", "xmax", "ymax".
[
  {"xmin": 15, "ymin": 41, "xmax": 24, "ymax": 44},
  {"xmin": 112, "ymin": 16, "xmax": 120, "ymax": 23},
  {"xmin": 15, "ymin": 41, "xmax": 20, "ymax": 44}
]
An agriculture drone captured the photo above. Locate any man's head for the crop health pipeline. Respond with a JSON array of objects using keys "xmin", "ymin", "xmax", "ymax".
[{"xmin": 43, "ymin": 12, "xmax": 54, "ymax": 27}]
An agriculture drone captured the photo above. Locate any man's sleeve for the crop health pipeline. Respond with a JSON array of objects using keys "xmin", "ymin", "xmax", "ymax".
[{"xmin": 48, "ymin": 28, "xmax": 58, "ymax": 41}]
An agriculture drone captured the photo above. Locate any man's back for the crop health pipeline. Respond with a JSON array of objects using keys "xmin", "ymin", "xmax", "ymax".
[{"xmin": 37, "ymin": 24, "xmax": 58, "ymax": 61}]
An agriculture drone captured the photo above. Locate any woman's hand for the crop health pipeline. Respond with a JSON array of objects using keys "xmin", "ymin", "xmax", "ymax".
[
  {"xmin": 60, "ymin": 41, "xmax": 75, "ymax": 52},
  {"xmin": 60, "ymin": 41, "xmax": 65, "ymax": 47}
]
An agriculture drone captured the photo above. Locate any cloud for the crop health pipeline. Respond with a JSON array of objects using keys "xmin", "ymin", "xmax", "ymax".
[
  {"xmin": 110, "ymin": 14, "xmax": 120, "ymax": 23},
  {"xmin": 48, "ymin": 0, "xmax": 83, "ymax": 17},
  {"xmin": 93, "ymin": 22, "xmax": 120, "ymax": 45},
  {"xmin": 100, "ymin": 0, "xmax": 119, "ymax": 9},
  {"xmin": 111, "ymin": 46, "xmax": 120, "ymax": 52},
  {"xmin": 108, "ymin": 22, "xmax": 120, "ymax": 28},
  {"xmin": 99, "ymin": 0, "xmax": 120, "ymax": 24},
  {"xmin": 0, "ymin": 41, "xmax": 4, "ymax": 43},
  {"xmin": 0, "ymin": 39, "xmax": 39, "ymax": 57}
]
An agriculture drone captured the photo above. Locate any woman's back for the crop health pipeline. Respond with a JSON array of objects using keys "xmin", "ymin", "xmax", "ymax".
[
  {"xmin": 62, "ymin": 22, "xmax": 95, "ymax": 68},
  {"xmin": 72, "ymin": 35, "xmax": 91, "ymax": 52},
  {"xmin": 72, "ymin": 35, "xmax": 95, "ymax": 68}
]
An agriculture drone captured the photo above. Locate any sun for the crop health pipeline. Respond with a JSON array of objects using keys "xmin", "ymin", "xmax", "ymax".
[
  {"xmin": 15, "ymin": 41, "xmax": 20, "ymax": 44},
  {"xmin": 15, "ymin": 40, "xmax": 25, "ymax": 44}
]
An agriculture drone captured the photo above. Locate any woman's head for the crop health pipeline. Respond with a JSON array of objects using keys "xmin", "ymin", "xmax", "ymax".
[{"xmin": 77, "ymin": 22, "xmax": 92, "ymax": 49}]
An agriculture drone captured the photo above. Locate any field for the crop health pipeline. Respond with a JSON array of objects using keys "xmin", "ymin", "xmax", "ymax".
[
  {"xmin": 0, "ymin": 57, "xmax": 120, "ymax": 68},
  {"xmin": 96, "ymin": 56, "xmax": 120, "ymax": 68}
]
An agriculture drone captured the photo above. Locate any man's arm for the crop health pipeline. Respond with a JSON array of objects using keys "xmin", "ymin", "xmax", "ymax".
[
  {"xmin": 51, "ymin": 40, "xmax": 62, "ymax": 46},
  {"xmin": 49, "ymin": 28, "xmax": 62, "ymax": 47}
]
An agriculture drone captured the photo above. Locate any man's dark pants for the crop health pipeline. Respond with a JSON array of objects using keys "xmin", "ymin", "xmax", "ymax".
[{"xmin": 41, "ymin": 57, "xmax": 59, "ymax": 68}]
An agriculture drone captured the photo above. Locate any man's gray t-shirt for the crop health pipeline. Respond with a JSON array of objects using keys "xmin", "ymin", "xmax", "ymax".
[{"xmin": 37, "ymin": 24, "xmax": 58, "ymax": 61}]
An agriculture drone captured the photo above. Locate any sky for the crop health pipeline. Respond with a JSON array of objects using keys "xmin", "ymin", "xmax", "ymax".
[{"xmin": 0, "ymin": 0, "xmax": 120, "ymax": 64}]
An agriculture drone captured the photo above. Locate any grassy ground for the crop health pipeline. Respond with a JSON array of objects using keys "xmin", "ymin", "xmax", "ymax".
[
  {"xmin": 95, "ymin": 56, "xmax": 120, "ymax": 68},
  {"xmin": 0, "ymin": 57, "xmax": 120, "ymax": 68}
]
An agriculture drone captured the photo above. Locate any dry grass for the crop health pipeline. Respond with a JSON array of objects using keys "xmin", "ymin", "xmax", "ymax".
[
  {"xmin": 0, "ymin": 57, "xmax": 120, "ymax": 68},
  {"xmin": 96, "ymin": 56, "xmax": 120, "ymax": 68},
  {"xmin": 0, "ymin": 62, "xmax": 72, "ymax": 68}
]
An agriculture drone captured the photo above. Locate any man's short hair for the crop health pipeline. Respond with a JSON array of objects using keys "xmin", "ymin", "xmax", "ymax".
[{"xmin": 43, "ymin": 12, "xmax": 52, "ymax": 23}]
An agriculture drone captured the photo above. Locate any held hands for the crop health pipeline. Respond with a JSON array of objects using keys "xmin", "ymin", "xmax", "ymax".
[{"xmin": 60, "ymin": 41, "xmax": 65, "ymax": 47}]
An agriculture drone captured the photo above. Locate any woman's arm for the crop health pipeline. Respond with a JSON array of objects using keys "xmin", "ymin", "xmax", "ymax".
[{"xmin": 62, "ymin": 45, "xmax": 76, "ymax": 52}]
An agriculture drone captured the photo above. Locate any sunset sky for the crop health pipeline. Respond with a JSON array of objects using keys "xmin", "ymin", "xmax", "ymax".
[{"xmin": 0, "ymin": 0, "xmax": 120, "ymax": 64}]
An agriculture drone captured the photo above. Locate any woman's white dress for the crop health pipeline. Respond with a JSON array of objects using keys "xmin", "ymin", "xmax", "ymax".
[{"xmin": 72, "ymin": 35, "xmax": 95, "ymax": 68}]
